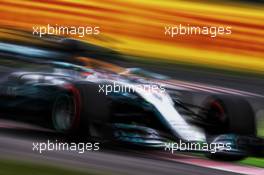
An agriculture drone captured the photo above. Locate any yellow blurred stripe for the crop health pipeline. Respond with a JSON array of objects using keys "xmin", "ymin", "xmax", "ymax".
[{"xmin": 0, "ymin": 0, "xmax": 263, "ymax": 73}]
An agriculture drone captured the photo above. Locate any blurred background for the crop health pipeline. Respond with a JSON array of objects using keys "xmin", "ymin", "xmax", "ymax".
[
  {"xmin": 0, "ymin": 0, "xmax": 263, "ymax": 175},
  {"xmin": 0, "ymin": 0, "xmax": 263, "ymax": 73}
]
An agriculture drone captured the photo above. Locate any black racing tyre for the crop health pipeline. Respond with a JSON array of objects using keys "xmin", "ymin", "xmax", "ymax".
[
  {"xmin": 201, "ymin": 95, "xmax": 256, "ymax": 161},
  {"xmin": 201, "ymin": 95, "xmax": 256, "ymax": 136},
  {"xmin": 51, "ymin": 83, "xmax": 111, "ymax": 141},
  {"xmin": 52, "ymin": 93, "xmax": 77, "ymax": 132},
  {"xmin": 51, "ymin": 85, "xmax": 81, "ymax": 133}
]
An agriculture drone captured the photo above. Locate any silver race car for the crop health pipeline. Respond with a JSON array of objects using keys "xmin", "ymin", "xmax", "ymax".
[{"xmin": 0, "ymin": 29, "xmax": 263, "ymax": 160}]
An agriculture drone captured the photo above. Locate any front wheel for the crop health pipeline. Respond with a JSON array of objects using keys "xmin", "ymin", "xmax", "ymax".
[
  {"xmin": 200, "ymin": 95, "xmax": 256, "ymax": 161},
  {"xmin": 201, "ymin": 95, "xmax": 256, "ymax": 136}
]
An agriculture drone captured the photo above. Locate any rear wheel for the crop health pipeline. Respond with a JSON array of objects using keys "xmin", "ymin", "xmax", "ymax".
[
  {"xmin": 52, "ymin": 93, "xmax": 77, "ymax": 132},
  {"xmin": 51, "ymin": 83, "xmax": 111, "ymax": 141}
]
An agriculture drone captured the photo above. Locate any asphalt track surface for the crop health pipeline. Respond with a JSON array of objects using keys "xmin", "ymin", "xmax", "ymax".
[
  {"xmin": 0, "ymin": 128, "xmax": 242, "ymax": 175},
  {"xmin": 0, "ymin": 63, "xmax": 264, "ymax": 175}
]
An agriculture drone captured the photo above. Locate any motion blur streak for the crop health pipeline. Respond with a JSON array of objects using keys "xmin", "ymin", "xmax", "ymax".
[{"xmin": 0, "ymin": 0, "xmax": 263, "ymax": 73}]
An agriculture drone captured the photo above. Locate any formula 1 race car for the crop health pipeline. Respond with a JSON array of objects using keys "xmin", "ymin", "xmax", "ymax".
[{"xmin": 0, "ymin": 29, "xmax": 263, "ymax": 160}]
